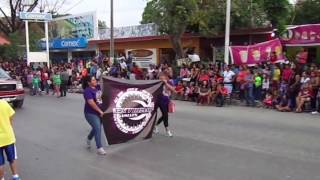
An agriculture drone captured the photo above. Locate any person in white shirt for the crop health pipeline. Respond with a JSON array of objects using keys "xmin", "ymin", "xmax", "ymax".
[
  {"xmin": 119, "ymin": 59, "xmax": 127, "ymax": 71},
  {"xmin": 223, "ymin": 66, "xmax": 235, "ymax": 94},
  {"xmin": 96, "ymin": 67, "xmax": 102, "ymax": 80},
  {"xmin": 300, "ymin": 71, "xmax": 310, "ymax": 86}
]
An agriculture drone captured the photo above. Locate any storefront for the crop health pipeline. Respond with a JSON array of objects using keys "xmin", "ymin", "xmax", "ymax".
[
  {"xmin": 89, "ymin": 27, "xmax": 273, "ymax": 67},
  {"xmin": 90, "ymin": 35, "xmax": 201, "ymax": 68},
  {"xmin": 40, "ymin": 37, "xmax": 97, "ymax": 63}
]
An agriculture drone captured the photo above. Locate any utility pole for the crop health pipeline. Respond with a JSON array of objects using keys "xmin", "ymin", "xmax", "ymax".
[
  {"xmin": 110, "ymin": 0, "xmax": 115, "ymax": 62},
  {"xmin": 224, "ymin": 0, "xmax": 231, "ymax": 65}
]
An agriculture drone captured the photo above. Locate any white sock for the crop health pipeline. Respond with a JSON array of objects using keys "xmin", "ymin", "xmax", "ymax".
[
  {"xmin": 1, "ymin": 177, "xmax": 5, "ymax": 180},
  {"xmin": 12, "ymin": 174, "xmax": 19, "ymax": 178}
]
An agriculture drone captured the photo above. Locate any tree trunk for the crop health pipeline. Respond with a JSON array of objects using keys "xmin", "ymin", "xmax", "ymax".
[
  {"xmin": 169, "ymin": 34, "xmax": 184, "ymax": 61},
  {"xmin": 0, "ymin": 0, "xmax": 39, "ymax": 36}
]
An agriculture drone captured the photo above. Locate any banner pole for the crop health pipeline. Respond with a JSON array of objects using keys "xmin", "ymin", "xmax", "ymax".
[
  {"xmin": 110, "ymin": 0, "xmax": 115, "ymax": 62},
  {"xmin": 45, "ymin": 21, "xmax": 50, "ymax": 68},
  {"xmin": 224, "ymin": 0, "xmax": 231, "ymax": 65},
  {"xmin": 25, "ymin": 20, "xmax": 30, "ymax": 66}
]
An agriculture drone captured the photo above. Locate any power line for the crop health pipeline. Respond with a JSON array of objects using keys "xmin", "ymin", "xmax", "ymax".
[{"xmin": 63, "ymin": 0, "xmax": 86, "ymax": 13}]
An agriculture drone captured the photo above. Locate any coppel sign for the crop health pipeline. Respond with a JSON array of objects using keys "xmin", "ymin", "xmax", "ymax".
[
  {"xmin": 39, "ymin": 37, "xmax": 88, "ymax": 49},
  {"xmin": 19, "ymin": 12, "xmax": 52, "ymax": 21}
]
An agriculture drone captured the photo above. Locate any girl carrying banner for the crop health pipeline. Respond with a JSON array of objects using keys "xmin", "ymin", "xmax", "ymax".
[
  {"xmin": 154, "ymin": 72, "xmax": 177, "ymax": 137},
  {"xmin": 82, "ymin": 76, "xmax": 106, "ymax": 155}
]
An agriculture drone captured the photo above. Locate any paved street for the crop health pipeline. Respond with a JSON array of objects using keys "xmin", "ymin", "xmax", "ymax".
[{"xmin": 4, "ymin": 93, "xmax": 320, "ymax": 180}]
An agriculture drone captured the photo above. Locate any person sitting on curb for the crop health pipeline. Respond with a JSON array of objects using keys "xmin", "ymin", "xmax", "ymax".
[
  {"xmin": 215, "ymin": 83, "xmax": 228, "ymax": 107},
  {"xmin": 275, "ymin": 94, "xmax": 291, "ymax": 112},
  {"xmin": 296, "ymin": 84, "xmax": 313, "ymax": 113}
]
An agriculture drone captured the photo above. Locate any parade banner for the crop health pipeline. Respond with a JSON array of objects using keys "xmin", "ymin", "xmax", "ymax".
[
  {"xmin": 230, "ymin": 38, "xmax": 284, "ymax": 65},
  {"xmin": 101, "ymin": 77, "xmax": 163, "ymax": 145},
  {"xmin": 281, "ymin": 24, "xmax": 320, "ymax": 46}
]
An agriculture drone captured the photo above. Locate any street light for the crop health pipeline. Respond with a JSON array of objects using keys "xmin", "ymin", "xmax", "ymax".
[
  {"xmin": 224, "ymin": 0, "xmax": 231, "ymax": 65},
  {"xmin": 110, "ymin": 0, "xmax": 114, "ymax": 62}
]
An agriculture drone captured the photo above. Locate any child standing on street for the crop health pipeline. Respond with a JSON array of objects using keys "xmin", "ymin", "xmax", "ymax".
[
  {"xmin": 0, "ymin": 100, "xmax": 21, "ymax": 180},
  {"xmin": 32, "ymin": 74, "xmax": 41, "ymax": 96},
  {"xmin": 52, "ymin": 71, "xmax": 62, "ymax": 98}
]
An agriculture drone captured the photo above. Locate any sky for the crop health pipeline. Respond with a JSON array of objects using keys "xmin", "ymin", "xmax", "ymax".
[
  {"xmin": 57, "ymin": 0, "xmax": 297, "ymax": 28},
  {"xmin": 0, "ymin": 0, "xmax": 147, "ymax": 28},
  {"xmin": 60, "ymin": 0, "xmax": 148, "ymax": 27},
  {"xmin": 1, "ymin": 0, "xmax": 297, "ymax": 28}
]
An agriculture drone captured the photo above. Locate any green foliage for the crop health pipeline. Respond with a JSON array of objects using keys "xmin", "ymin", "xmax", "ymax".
[
  {"xmin": 141, "ymin": 0, "xmax": 292, "ymax": 58},
  {"xmin": 98, "ymin": 20, "xmax": 107, "ymax": 29},
  {"xmin": 0, "ymin": 27, "xmax": 42, "ymax": 59},
  {"xmin": 258, "ymin": 0, "xmax": 292, "ymax": 30},
  {"xmin": 194, "ymin": 0, "xmax": 268, "ymax": 35},
  {"xmin": 142, "ymin": 0, "xmax": 198, "ymax": 35},
  {"xmin": 1, "ymin": 32, "xmax": 24, "ymax": 59},
  {"xmin": 142, "ymin": 0, "xmax": 198, "ymax": 59},
  {"xmin": 293, "ymin": 0, "xmax": 320, "ymax": 25}
]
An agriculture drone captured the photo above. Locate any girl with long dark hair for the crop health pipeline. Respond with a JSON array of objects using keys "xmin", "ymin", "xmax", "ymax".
[{"xmin": 82, "ymin": 76, "xmax": 106, "ymax": 155}]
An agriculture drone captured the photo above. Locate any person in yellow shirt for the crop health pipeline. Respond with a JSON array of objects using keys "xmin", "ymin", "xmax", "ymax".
[
  {"xmin": 272, "ymin": 65, "xmax": 281, "ymax": 94},
  {"xmin": 0, "ymin": 100, "xmax": 21, "ymax": 180}
]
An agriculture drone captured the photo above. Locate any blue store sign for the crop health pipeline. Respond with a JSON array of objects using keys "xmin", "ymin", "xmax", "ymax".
[{"xmin": 39, "ymin": 37, "xmax": 88, "ymax": 49}]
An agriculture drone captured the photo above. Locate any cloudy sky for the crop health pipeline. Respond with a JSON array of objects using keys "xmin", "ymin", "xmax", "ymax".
[
  {"xmin": 1, "ymin": 0, "xmax": 297, "ymax": 28},
  {"xmin": 59, "ymin": 0, "xmax": 147, "ymax": 27},
  {"xmin": 58, "ymin": 0, "xmax": 297, "ymax": 27}
]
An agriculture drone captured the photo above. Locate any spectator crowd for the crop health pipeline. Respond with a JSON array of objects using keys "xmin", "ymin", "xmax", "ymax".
[{"xmin": 0, "ymin": 48, "xmax": 319, "ymax": 115}]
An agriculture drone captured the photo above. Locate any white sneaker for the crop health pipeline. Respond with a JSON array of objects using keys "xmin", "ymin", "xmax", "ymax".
[
  {"xmin": 97, "ymin": 148, "xmax": 107, "ymax": 155},
  {"xmin": 86, "ymin": 138, "xmax": 91, "ymax": 148},
  {"xmin": 153, "ymin": 126, "xmax": 159, "ymax": 134},
  {"xmin": 311, "ymin": 111, "xmax": 319, "ymax": 115},
  {"xmin": 166, "ymin": 130, "xmax": 173, "ymax": 137}
]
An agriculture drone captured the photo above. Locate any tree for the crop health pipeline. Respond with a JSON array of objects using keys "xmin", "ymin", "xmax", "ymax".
[
  {"xmin": 0, "ymin": 0, "xmax": 71, "ymax": 35},
  {"xmin": 141, "ymin": 0, "xmax": 292, "ymax": 59},
  {"xmin": 98, "ymin": 20, "xmax": 107, "ymax": 29},
  {"xmin": 142, "ymin": 0, "xmax": 198, "ymax": 60},
  {"xmin": 194, "ymin": 0, "xmax": 268, "ymax": 35},
  {"xmin": 258, "ymin": 0, "xmax": 292, "ymax": 33},
  {"xmin": 0, "ymin": 26, "xmax": 42, "ymax": 59},
  {"xmin": 0, "ymin": 0, "xmax": 40, "ymax": 36},
  {"xmin": 142, "ymin": 0, "xmax": 270, "ymax": 60},
  {"xmin": 292, "ymin": 0, "xmax": 320, "ymax": 25}
]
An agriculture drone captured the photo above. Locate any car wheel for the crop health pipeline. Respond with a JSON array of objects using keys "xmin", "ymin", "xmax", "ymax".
[{"xmin": 13, "ymin": 100, "xmax": 24, "ymax": 108}]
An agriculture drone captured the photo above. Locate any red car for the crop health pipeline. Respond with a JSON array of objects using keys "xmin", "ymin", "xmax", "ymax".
[{"xmin": 0, "ymin": 68, "xmax": 25, "ymax": 108}]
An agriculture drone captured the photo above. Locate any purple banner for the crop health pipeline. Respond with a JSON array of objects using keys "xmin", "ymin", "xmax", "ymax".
[
  {"xmin": 281, "ymin": 24, "xmax": 320, "ymax": 46},
  {"xmin": 102, "ymin": 77, "xmax": 163, "ymax": 145},
  {"xmin": 230, "ymin": 39, "xmax": 284, "ymax": 65}
]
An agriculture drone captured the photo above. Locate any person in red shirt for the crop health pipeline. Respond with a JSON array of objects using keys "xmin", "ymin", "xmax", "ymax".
[
  {"xmin": 179, "ymin": 64, "xmax": 190, "ymax": 78},
  {"xmin": 296, "ymin": 48, "xmax": 308, "ymax": 65},
  {"xmin": 215, "ymin": 83, "xmax": 228, "ymax": 107},
  {"xmin": 198, "ymin": 80, "xmax": 211, "ymax": 105},
  {"xmin": 175, "ymin": 81, "xmax": 185, "ymax": 99},
  {"xmin": 282, "ymin": 64, "xmax": 293, "ymax": 82},
  {"xmin": 270, "ymin": 52, "xmax": 277, "ymax": 64},
  {"xmin": 236, "ymin": 66, "xmax": 248, "ymax": 102},
  {"xmin": 131, "ymin": 63, "xmax": 143, "ymax": 80},
  {"xmin": 198, "ymin": 70, "xmax": 210, "ymax": 82},
  {"xmin": 82, "ymin": 68, "xmax": 88, "ymax": 77},
  {"xmin": 41, "ymin": 69, "xmax": 50, "ymax": 95}
]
